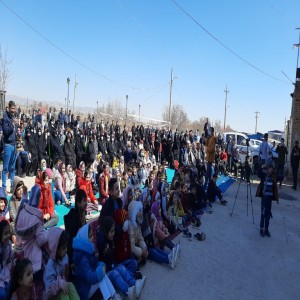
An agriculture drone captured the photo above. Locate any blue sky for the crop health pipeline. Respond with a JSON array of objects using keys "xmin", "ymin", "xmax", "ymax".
[{"xmin": 1, "ymin": 0, "xmax": 299, "ymax": 133}]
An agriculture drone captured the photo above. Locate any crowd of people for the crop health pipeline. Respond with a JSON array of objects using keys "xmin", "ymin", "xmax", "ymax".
[{"xmin": 0, "ymin": 100, "xmax": 299, "ymax": 299}]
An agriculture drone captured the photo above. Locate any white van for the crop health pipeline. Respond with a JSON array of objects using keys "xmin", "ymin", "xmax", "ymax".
[{"xmin": 223, "ymin": 132, "xmax": 260, "ymax": 165}]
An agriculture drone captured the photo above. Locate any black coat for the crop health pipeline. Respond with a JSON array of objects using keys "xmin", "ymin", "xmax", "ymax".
[
  {"xmin": 64, "ymin": 140, "xmax": 76, "ymax": 168},
  {"xmin": 50, "ymin": 135, "xmax": 65, "ymax": 162},
  {"xmin": 291, "ymin": 146, "xmax": 300, "ymax": 168}
]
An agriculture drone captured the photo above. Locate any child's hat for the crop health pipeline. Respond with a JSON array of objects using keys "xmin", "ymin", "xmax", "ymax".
[{"xmin": 28, "ymin": 185, "xmax": 41, "ymax": 208}]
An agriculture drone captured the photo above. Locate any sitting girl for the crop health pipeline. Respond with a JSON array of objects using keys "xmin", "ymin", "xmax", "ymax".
[
  {"xmin": 167, "ymin": 191, "xmax": 185, "ymax": 233},
  {"xmin": 10, "ymin": 258, "xmax": 36, "ymax": 300},
  {"xmin": 44, "ymin": 227, "xmax": 79, "ymax": 299},
  {"xmin": 72, "ymin": 224, "xmax": 121, "ymax": 300},
  {"xmin": 0, "ymin": 188, "xmax": 10, "ymax": 223},
  {"xmin": 54, "ymin": 163, "xmax": 70, "ymax": 205},
  {"xmin": 151, "ymin": 201, "xmax": 179, "ymax": 254},
  {"xmin": 9, "ymin": 177, "xmax": 26, "ymax": 245},
  {"xmin": 38, "ymin": 171, "xmax": 59, "ymax": 229},
  {"xmin": 0, "ymin": 220, "xmax": 12, "ymax": 299},
  {"xmin": 97, "ymin": 216, "xmax": 145, "ymax": 299},
  {"xmin": 79, "ymin": 171, "xmax": 98, "ymax": 212},
  {"xmin": 15, "ymin": 185, "xmax": 49, "ymax": 299},
  {"xmin": 128, "ymin": 200, "xmax": 148, "ymax": 265},
  {"xmin": 128, "ymin": 200, "xmax": 176, "ymax": 270}
]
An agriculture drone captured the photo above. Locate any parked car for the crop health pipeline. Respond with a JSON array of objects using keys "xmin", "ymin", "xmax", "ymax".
[{"xmin": 224, "ymin": 132, "xmax": 260, "ymax": 166}]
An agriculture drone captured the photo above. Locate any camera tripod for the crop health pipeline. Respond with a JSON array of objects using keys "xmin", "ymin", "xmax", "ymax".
[{"xmin": 230, "ymin": 142, "xmax": 255, "ymax": 224}]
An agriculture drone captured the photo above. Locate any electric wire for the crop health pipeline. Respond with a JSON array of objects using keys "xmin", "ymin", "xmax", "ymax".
[
  {"xmin": 0, "ymin": 0, "xmax": 166, "ymax": 91},
  {"xmin": 171, "ymin": 0, "xmax": 290, "ymax": 85}
]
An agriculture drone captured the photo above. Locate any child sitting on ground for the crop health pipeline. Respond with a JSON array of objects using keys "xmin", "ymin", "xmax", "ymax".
[
  {"xmin": 15, "ymin": 185, "xmax": 49, "ymax": 299},
  {"xmin": 128, "ymin": 200, "xmax": 177, "ymax": 270},
  {"xmin": 44, "ymin": 227, "xmax": 79, "ymax": 300},
  {"xmin": 64, "ymin": 189, "xmax": 87, "ymax": 269},
  {"xmin": 0, "ymin": 188, "xmax": 10, "ymax": 224},
  {"xmin": 151, "ymin": 201, "xmax": 180, "ymax": 254},
  {"xmin": 128, "ymin": 200, "xmax": 148, "ymax": 265},
  {"xmin": 97, "ymin": 216, "xmax": 145, "ymax": 299},
  {"xmin": 72, "ymin": 224, "xmax": 121, "ymax": 300},
  {"xmin": 207, "ymin": 174, "xmax": 227, "ymax": 206},
  {"xmin": 10, "ymin": 258, "xmax": 36, "ymax": 300},
  {"xmin": 0, "ymin": 220, "xmax": 12, "ymax": 299},
  {"xmin": 9, "ymin": 177, "xmax": 27, "ymax": 246},
  {"xmin": 167, "ymin": 191, "xmax": 187, "ymax": 232}
]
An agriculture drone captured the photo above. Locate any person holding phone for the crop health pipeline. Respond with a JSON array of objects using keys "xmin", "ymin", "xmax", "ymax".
[{"xmin": 2, "ymin": 100, "xmax": 17, "ymax": 193}]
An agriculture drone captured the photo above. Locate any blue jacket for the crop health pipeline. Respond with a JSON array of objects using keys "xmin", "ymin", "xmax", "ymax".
[
  {"xmin": 2, "ymin": 112, "xmax": 16, "ymax": 144},
  {"xmin": 72, "ymin": 225, "xmax": 105, "ymax": 300},
  {"xmin": 58, "ymin": 112, "xmax": 65, "ymax": 125}
]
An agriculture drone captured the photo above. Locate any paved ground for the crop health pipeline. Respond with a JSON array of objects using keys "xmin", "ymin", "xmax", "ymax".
[
  {"xmin": 140, "ymin": 179, "xmax": 300, "ymax": 300},
  {"xmin": 3, "ymin": 176, "xmax": 300, "ymax": 300}
]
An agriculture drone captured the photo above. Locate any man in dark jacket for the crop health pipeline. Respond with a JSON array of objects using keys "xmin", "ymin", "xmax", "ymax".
[
  {"xmin": 275, "ymin": 138, "xmax": 288, "ymax": 187},
  {"xmin": 291, "ymin": 140, "xmax": 300, "ymax": 190},
  {"xmin": 2, "ymin": 101, "xmax": 17, "ymax": 192}
]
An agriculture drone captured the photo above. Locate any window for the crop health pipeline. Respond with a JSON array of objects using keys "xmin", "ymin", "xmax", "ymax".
[{"xmin": 237, "ymin": 135, "xmax": 246, "ymax": 146}]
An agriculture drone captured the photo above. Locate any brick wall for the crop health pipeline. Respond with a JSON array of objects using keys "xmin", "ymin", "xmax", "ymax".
[{"xmin": 288, "ymin": 68, "xmax": 300, "ymax": 181}]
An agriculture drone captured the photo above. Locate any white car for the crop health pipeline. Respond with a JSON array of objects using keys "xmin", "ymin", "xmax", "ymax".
[{"xmin": 224, "ymin": 132, "xmax": 260, "ymax": 165}]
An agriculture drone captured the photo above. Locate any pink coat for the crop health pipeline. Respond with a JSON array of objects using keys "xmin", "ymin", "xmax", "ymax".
[
  {"xmin": 0, "ymin": 240, "xmax": 12, "ymax": 288},
  {"xmin": 15, "ymin": 204, "xmax": 48, "ymax": 273}
]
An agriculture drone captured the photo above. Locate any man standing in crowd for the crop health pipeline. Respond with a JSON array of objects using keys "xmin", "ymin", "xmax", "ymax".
[
  {"xmin": 205, "ymin": 127, "xmax": 217, "ymax": 188},
  {"xmin": 2, "ymin": 100, "xmax": 17, "ymax": 193},
  {"xmin": 275, "ymin": 138, "xmax": 288, "ymax": 187},
  {"xmin": 259, "ymin": 133, "xmax": 271, "ymax": 165},
  {"xmin": 291, "ymin": 140, "xmax": 300, "ymax": 191}
]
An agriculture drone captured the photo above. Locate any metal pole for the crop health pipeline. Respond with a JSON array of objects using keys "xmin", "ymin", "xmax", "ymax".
[
  {"xmin": 67, "ymin": 77, "xmax": 70, "ymax": 113},
  {"xmin": 125, "ymin": 95, "xmax": 128, "ymax": 125},
  {"xmin": 168, "ymin": 67, "xmax": 173, "ymax": 130},
  {"xmin": 97, "ymin": 101, "xmax": 98, "ymax": 122},
  {"xmin": 73, "ymin": 75, "xmax": 77, "ymax": 112},
  {"xmin": 296, "ymin": 28, "xmax": 300, "ymax": 72},
  {"xmin": 139, "ymin": 104, "xmax": 141, "ymax": 123},
  {"xmin": 224, "ymin": 85, "xmax": 229, "ymax": 131},
  {"xmin": 254, "ymin": 111, "xmax": 260, "ymax": 133}
]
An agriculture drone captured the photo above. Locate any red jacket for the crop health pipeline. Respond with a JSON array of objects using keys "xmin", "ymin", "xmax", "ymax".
[
  {"xmin": 38, "ymin": 180, "xmax": 54, "ymax": 217},
  {"xmin": 99, "ymin": 173, "xmax": 110, "ymax": 204},
  {"xmin": 79, "ymin": 178, "xmax": 96, "ymax": 204},
  {"xmin": 75, "ymin": 169, "xmax": 83, "ymax": 190},
  {"xmin": 220, "ymin": 151, "xmax": 228, "ymax": 162}
]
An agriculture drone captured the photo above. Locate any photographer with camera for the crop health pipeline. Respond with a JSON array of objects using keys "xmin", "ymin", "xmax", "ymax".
[{"xmin": 1, "ymin": 101, "xmax": 18, "ymax": 193}]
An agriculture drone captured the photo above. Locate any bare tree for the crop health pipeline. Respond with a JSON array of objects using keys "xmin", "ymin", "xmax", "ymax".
[
  {"xmin": 162, "ymin": 104, "xmax": 189, "ymax": 130},
  {"xmin": 0, "ymin": 45, "xmax": 12, "ymax": 91}
]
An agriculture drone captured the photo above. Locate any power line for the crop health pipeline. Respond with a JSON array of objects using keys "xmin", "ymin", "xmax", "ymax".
[
  {"xmin": 0, "ymin": 0, "xmax": 165, "ymax": 91},
  {"xmin": 263, "ymin": 0, "xmax": 298, "ymax": 28},
  {"xmin": 171, "ymin": 0, "xmax": 290, "ymax": 85}
]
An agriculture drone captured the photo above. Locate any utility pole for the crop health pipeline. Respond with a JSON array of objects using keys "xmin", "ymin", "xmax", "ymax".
[
  {"xmin": 66, "ymin": 77, "xmax": 70, "ymax": 113},
  {"xmin": 224, "ymin": 85, "xmax": 229, "ymax": 131},
  {"xmin": 295, "ymin": 28, "xmax": 300, "ymax": 78},
  {"xmin": 125, "ymin": 95, "xmax": 128, "ymax": 126},
  {"xmin": 73, "ymin": 75, "xmax": 78, "ymax": 113},
  {"xmin": 97, "ymin": 100, "xmax": 98, "ymax": 122},
  {"xmin": 254, "ymin": 111, "xmax": 260, "ymax": 133},
  {"xmin": 168, "ymin": 67, "xmax": 173, "ymax": 130}
]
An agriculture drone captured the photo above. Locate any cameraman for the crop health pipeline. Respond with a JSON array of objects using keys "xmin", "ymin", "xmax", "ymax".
[{"xmin": 2, "ymin": 100, "xmax": 18, "ymax": 193}]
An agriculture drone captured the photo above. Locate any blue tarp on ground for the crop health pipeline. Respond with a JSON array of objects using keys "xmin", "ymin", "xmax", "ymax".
[{"xmin": 217, "ymin": 175, "xmax": 236, "ymax": 193}]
